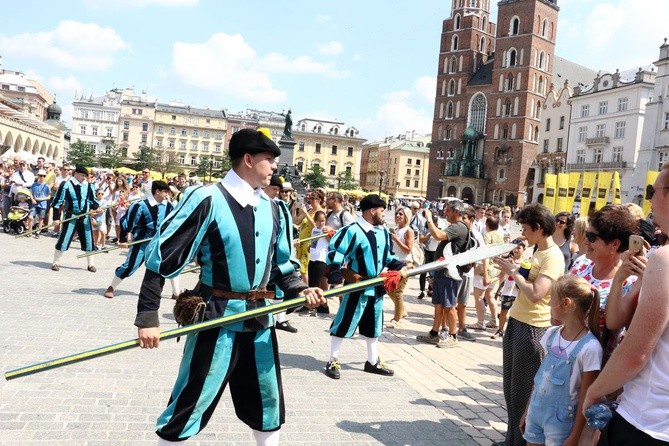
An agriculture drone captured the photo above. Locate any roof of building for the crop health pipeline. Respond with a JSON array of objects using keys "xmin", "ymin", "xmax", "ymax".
[
  {"xmin": 156, "ymin": 103, "xmax": 226, "ymax": 118},
  {"xmin": 552, "ymin": 56, "xmax": 598, "ymax": 87},
  {"xmin": 468, "ymin": 60, "xmax": 494, "ymax": 86}
]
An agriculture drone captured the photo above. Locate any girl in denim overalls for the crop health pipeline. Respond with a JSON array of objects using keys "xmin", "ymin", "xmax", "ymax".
[{"xmin": 521, "ymin": 275, "xmax": 604, "ymax": 446}]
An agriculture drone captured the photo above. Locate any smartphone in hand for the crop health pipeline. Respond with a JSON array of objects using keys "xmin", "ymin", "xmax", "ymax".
[{"xmin": 629, "ymin": 235, "xmax": 644, "ymax": 256}]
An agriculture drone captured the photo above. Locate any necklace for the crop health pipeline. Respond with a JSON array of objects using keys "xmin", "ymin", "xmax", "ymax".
[{"xmin": 557, "ymin": 326, "xmax": 587, "ymax": 353}]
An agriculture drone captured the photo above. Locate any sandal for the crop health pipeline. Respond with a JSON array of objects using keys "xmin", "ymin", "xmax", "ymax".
[
  {"xmin": 466, "ymin": 321, "xmax": 485, "ymax": 331},
  {"xmin": 385, "ymin": 319, "xmax": 401, "ymax": 329},
  {"xmin": 486, "ymin": 321, "xmax": 498, "ymax": 329}
]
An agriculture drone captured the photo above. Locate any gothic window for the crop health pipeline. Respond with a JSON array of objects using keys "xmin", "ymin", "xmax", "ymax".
[
  {"xmin": 447, "ymin": 101, "xmax": 454, "ymax": 118},
  {"xmin": 504, "ymin": 99, "xmax": 512, "ymax": 117},
  {"xmin": 539, "ymin": 51, "xmax": 545, "ymax": 70},
  {"xmin": 538, "ymin": 76, "xmax": 544, "ymax": 94},
  {"xmin": 452, "ymin": 35, "xmax": 459, "ymax": 51},
  {"xmin": 542, "ymin": 19, "xmax": 548, "ymax": 37},
  {"xmin": 502, "ymin": 125, "xmax": 509, "ymax": 139},
  {"xmin": 454, "ymin": 14, "xmax": 461, "ymax": 30},
  {"xmin": 450, "ymin": 56, "xmax": 457, "ymax": 73},
  {"xmin": 439, "ymin": 102, "xmax": 445, "ymax": 119},
  {"xmin": 508, "ymin": 48, "xmax": 517, "ymax": 66},
  {"xmin": 448, "ymin": 79, "xmax": 456, "ymax": 96},
  {"xmin": 510, "ymin": 16, "xmax": 520, "ymax": 35},
  {"xmin": 536, "ymin": 101, "xmax": 541, "ymax": 119},
  {"xmin": 506, "ymin": 74, "xmax": 514, "ymax": 91},
  {"xmin": 469, "ymin": 93, "xmax": 487, "ymax": 133},
  {"xmin": 482, "ymin": 16, "xmax": 487, "ymax": 31},
  {"xmin": 480, "ymin": 36, "xmax": 486, "ymax": 52}
]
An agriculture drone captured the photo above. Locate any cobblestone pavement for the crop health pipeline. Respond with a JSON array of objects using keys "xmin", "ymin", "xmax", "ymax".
[{"xmin": 0, "ymin": 214, "xmax": 520, "ymax": 445}]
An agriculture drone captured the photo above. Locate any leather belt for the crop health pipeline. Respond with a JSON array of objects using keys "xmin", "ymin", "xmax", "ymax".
[{"xmin": 209, "ymin": 288, "xmax": 275, "ymax": 301}]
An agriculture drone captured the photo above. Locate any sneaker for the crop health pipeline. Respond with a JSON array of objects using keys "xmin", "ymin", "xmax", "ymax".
[
  {"xmin": 491, "ymin": 329, "xmax": 504, "ymax": 339},
  {"xmin": 34, "ymin": 233, "xmax": 40, "ymax": 239},
  {"xmin": 51, "ymin": 263, "xmax": 60, "ymax": 272},
  {"xmin": 364, "ymin": 358, "xmax": 394, "ymax": 376},
  {"xmin": 325, "ymin": 359, "xmax": 341, "ymax": 379},
  {"xmin": 104, "ymin": 286, "xmax": 114, "ymax": 299},
  {"xmin": 299, "ymin": 309, "xmax": 317, "ymax": 317},
  {"xmin": 437, "ymin": 336, "xmax": 459, "ymax": 348},
  {"xmin": 438, "ymin": 329, "xmax": 449, "ymax": 341},
  {"xmin": 275, "ymin": 321, "xmax": 298, "ymax": 333},
  {"xmin": 416, "ymin": 332, "xmax": 441, "ymax": 345},
  {"xmin": 87, "ymin": 265, "xmax": 97, "ymax": 273},
  {"xmin": 417, "ymin": 291, "xmax": 425, "ymax": 300},
  {"xmin": 458, "ymin": 328, "xmax": 476, "ymax": 342}
]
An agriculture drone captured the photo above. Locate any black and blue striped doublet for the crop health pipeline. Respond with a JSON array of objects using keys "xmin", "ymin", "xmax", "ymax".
[
  {"xmin": 52, "ymin": 179, "xmax": 97, "ymax": 252},
  {"xmin": 136, "ymin": 179, "xmax": 305, "ymax": 441},
  {"xmin": 114, "ymin": 198, "xmax": 173, "ymax": 279},
  {"xmin": 327, "ymin": 221, "xmax": 403, "ymax": 339}
]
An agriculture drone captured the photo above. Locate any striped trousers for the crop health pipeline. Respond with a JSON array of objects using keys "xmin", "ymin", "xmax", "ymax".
[
  {"xmin": 156, "ymin": 327, "xmax": 285, "ymax": 441},
  {"xmin": 55, "ymin": 215, "xmax": 94, "ymax": 252},
  {"xmin": 114, "ymin": 242, "xmax": 147, "ymax": 279}
]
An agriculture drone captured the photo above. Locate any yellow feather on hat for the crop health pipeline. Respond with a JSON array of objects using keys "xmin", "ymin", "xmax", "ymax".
[{"xmin": 257, "ymin": 127, "xmax": 272, "ymax": 140}]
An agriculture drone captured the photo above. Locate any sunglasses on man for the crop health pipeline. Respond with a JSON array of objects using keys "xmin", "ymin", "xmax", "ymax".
[
  {"xmin": 584, "ymin": 230, "xmax": 604, "ymax": 243},
  {"xmin": 647, "ymin": 184, "xmax": 669, "ymax": 200}
]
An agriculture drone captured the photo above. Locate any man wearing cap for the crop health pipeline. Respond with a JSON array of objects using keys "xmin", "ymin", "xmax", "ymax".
[
  {"xmin": 27, "ymin": 169, "xmax": 51, "ymax": 238},
  {"xmin": 324, "ymin": 193, "xmax": 408, "ymax": 379},
  {"xmin": 264, "ymin": 174, "xmax": 298, "ymax": 333},
  {"xmin": 103, "ymin": 181, "xmax": 177, "ymax": 299},
  {"xmin": 50, "ymin": 165, "xmax": 99, "ymax": 272},
  {"xmin": 135, "ymin": 128, "xmax": 325, "ymax": 446}
]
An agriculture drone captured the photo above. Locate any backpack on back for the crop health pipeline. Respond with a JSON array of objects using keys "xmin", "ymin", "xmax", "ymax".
[{"xmin": 436, "ymin": 221, "xmax": 479, "ymax": 276}]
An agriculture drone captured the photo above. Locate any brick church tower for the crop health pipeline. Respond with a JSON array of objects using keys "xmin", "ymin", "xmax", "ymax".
[{"xmin": 427, "ymin": 0, "xmax": 559, "ymax": 207}]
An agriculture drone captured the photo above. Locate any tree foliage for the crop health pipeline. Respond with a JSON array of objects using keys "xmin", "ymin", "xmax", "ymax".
[
  {"xmin": 67, "ymin": 140, "xmax": 97, "ymax": 167},
  {"xmin": 338, "ymin": 170, "xmax": 358, "ymax": 190},
  {"xmin": 98, "ymin": 144, "xmax": 125, "ymax": 169},
  {"xmin": 302, "ymin": 165, "xmax": 327, "ymax": 189},
  {"xmin": 132, "ymin": 145, "xmax": 159, "ymax": 171},
  {"xmin": 153, "ymin": 148, "xmax": 182, "ymax": 178}
]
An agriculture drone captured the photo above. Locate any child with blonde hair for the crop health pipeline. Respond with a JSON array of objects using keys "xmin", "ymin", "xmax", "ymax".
[{"xmin": 521, "ymin": 275, "xmax": 603, "ymax": 446}]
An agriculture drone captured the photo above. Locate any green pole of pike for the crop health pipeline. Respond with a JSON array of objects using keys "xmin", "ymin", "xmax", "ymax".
[
  {"xmin": 17, "ymin": 203, "xmax": 118, "ymax": 238},
  {"xmin": 76, "ymin": 237, "xmax": 152, "ymax": 258},
  {"xmin": 4, "ymin": 243, "xmax": 515, "ymax": 380}
]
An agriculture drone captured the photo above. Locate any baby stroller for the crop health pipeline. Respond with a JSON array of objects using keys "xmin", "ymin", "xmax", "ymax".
[{"xmin": 3, "ymin": 187, "xmax": 31, "ymax": 235}]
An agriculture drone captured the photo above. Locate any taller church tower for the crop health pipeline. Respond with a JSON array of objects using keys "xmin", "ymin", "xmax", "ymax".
[{"xmin": 427, "ymin": 0, "xmax": 559, "ymax": 207}]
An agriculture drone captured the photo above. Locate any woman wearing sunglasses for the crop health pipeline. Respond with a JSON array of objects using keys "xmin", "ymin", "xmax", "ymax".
[
  {"xmin": 553, "ymin": 211, "xmax": 578, "ymax": 272},
  {"xmin": 568, "ymin": 204, "xmax": 639, "ymax": 364}
]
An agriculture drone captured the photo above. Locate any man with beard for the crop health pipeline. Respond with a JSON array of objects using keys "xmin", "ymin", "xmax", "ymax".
[{"xmin": 324, "ymin": 194, "xmax": 408, "ymax": 379}]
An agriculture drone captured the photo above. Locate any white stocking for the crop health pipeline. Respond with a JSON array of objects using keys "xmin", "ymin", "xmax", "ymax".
[
  {"xmin": 252, "ymin": 429, "xmax": 280, "ymax": 446},
  {"xmin": 53, "ymin": 249, "xmax": 63, "ymax": 265},
  {"xmin": 364, "ymin": 335, "xmax": 378, "ymax": 364},
  {"xmin": 329, "ymin": 336, "xmax": 344, "ymax": 361},
  {"xmin": 156, "ymin": 438, "xmax": 185, "ymax": 445}
]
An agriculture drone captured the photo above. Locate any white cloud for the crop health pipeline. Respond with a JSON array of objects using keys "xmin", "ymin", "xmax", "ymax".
[
  {"xmin": 317, "ymin": 41, "xmax": 344, "ymax": 56},
  {"xmin": 358, "ymin": 101, "xmax": 432, "ymax": 141},
  {"xmin": 82, "ymin": 0, "xmax": 198, "ymax": 8},
  {"xmin": 413, "ymin": 76, "xmax": 437, "ymax": 103},
  {"xmin": 316, "ymin": 14, "xmax": 331, "ymax": 23},
  {"xmin": 557, "ymin": 0, "xmax": 666, "ymax": 71},
  {"xmin": 0, "ymin": 21, "xmax": 129, "ymax": 71},
  {"xmin": 171, "ymin": 32, "xmax": 348, "ymax": 104},
  {"xmin": 352, "ymin": 54, "xmax": 362, "ymax": 62}
]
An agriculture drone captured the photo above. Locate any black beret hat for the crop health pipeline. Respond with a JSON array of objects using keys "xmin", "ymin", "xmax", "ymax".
[
  {"xmin": 269, "ymin": 174, "xmax": 283, "ymax": 189},
  {"xmin": 74, "ymin": 165, "xmax": 88, "ymax": 175},
  {"xmin": 229, "ymin": 128, "xmax": 281, "ymax": 160},
  {"xmin": 359, "ymin": 194, "xmax": 387, "ymax": 212}
]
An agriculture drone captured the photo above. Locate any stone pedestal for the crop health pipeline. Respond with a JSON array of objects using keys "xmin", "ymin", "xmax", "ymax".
[{"xmin": 278, "ymin": 137, "xmax": 296, "ymax": 166}]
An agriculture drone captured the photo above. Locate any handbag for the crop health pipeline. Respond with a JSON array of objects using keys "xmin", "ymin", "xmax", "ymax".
[{"xmin": 410, "ymin": 242, "xmax": 425, "ymax": 265}]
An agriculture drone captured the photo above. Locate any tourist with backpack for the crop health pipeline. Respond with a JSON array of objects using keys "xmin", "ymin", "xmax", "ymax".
[{"xmin": 416, "ymin": 200, "xmax": 471, "ymax": 348}]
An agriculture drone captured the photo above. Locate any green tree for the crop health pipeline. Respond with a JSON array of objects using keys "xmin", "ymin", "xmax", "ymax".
[
  {"xmin": 132, "ymin": 145, "xmax": 158, "ymax": 171},
  {"xmin": 302, "ymin": 165, "xmax": 327, "ymax": 189},
  {"xmin": 153, "ymin": 148, "xmax": 182, "ymax": 179},
  {"xmin": 67, "ymin": 139, "xmax": 97, "ymax": 167},
  {"xmin": 338, "ymin": 170, "xmax": 358, "ymax": 190},
  {"xmin": 98, "ymin": 144, "xmax": 125, "ymax": 169},
  {"xmin": 196, "ymin": 155, "xmax": 231, "ymax": 180}
]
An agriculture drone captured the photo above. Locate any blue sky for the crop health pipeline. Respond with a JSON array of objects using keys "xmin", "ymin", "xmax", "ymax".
[{"xmin": 1, "ymin": 0, "xmax": 665, "ymax": 141}]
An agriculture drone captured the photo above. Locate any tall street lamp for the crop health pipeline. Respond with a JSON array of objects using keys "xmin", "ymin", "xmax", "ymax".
[{"xmin": 378, "ymin": 170, "xmax": 385, "ymax": 196}]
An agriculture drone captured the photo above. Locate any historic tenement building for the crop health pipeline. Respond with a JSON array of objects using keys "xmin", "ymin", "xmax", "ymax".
[{"xmin": 427, "ymin": 0, "xmax": 560, "ymax": 206}]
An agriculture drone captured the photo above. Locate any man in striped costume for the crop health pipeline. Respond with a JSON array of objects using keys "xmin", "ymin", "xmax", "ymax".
[
  {"xmin": 104, "ymin": 181, "xmax": 177, "ymax": 299},
  {"xmin": 50, "ymin": 164, "xmax": 99, "ymax": 272},
  {"xmin": 324, "ymin": 194, "xmax": 407, "ymax": 379},
  {"xmin": 135, "ymin": 128, "xmax": 325, "ymax": 446}
]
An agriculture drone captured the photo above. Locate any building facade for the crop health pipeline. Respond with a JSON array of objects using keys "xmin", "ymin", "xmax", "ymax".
[
  {"xmin": 153, "ymin": 103, "xmax": 227, "ymax": 170},
  {"xmin": 632, "ymin": 39, "xmax": 669, "ymax": 202},
  {"xmin": 566, "ymin": 67, "xmax": 655, "ymax": 202},
  {"xmin": 427, "ymin": 0, "xmax": 560, "ymax": 206},
  {"xmin": 71, "ymin": 89, "xmax": 123, "ymax": 158},
  {"xmin": 292, "ymin": 118, "xmax": 364, "ymax": 188}
]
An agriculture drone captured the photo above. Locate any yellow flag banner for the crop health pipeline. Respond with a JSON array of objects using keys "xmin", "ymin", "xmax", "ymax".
[
  {"xmin": 595, "ymin": 171, "xmax": 613, "ymax": 211},
  {"xmin": 612, "ymin": 171, "xmax": 622, "ymax": 204},
  {"xmin": 543, "ymin": 174, "xmax": 557, "ymax": 213},
  {"xmin": 567, "ymin": 172, "xmax": 581, "ymax": 214},
  {"xmin": 642, "ymin": 171, "xmax": 660, "ymax": 216},
  {"xmin": 554, "ymin": 173, "xmax": 570, "ymax": 214},
  {"xmin": 580, "ymin": 172, "xmax": 597, "ymax": 219}
]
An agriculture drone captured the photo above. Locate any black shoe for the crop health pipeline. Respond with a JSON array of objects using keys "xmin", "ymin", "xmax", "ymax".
[
  {"xmin": 294, "ymin": 306, "xmax": 309, "ymax": 313},
  {"xmin": 325, "ymin": 359, "xmax": 341, "ymax": 379},
  {"xmin": 417, "ymin": 291, "xmax": 425, "ymax": 299},
  {"xmin": 275, "ymin": 321, "xmax": 298, "ymax": 333},
  {"xmin": 364, "ymin": 358, "xmax": 394, "ymax": 376},
  {"xmin": 316, "ymin": 305, "xmax": 330, "ymax": 314}
]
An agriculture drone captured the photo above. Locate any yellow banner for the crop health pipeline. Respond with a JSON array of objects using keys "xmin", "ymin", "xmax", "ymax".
[
  {"xmin": 543, "ymin": 174, "xmax": 557, "ymax": 213},
  {"xmin": 643, "ymin": 171, "xmax": 660, "ymax": 216},
  {"xmin": 567, "ymin": 172, "xmax": 581, "ymax": 214},
  {"xmin": 595, "ymin": 171, "xmax": 613, "ymax": 211},
  {"xmin": 612, "ymin": 171, "xmax": 622, "ymax": 204},
  {"xmin": 580, "ymin": 172, "xmax": 597, "ymax": 219},
  {"xmin": 554, "ymin": 173, "xmax": 570, "ymax": 214}
]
